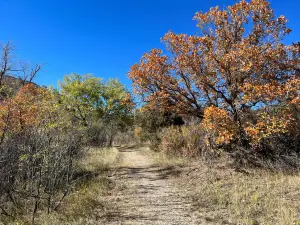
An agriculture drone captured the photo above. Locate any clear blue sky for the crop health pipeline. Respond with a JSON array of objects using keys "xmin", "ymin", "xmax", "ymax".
[{"xmin": 1, "ymin": 0, "xmax": 299, "ymax": 88}]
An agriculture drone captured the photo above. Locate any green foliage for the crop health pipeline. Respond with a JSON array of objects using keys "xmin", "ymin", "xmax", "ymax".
[
  {"xmin": 59, "ymin": 73, "xmax": 104, "ymax": 126},
  {"xmin": 59, "ymin": 74, "xmax": 133, "ymax": 127},
  {"xmin": 100, "ymin": 78, "xmax": 134, "ymax": 130},
  {"xmin": 59, "ymin": 73, "xmax": 134, "ymax": 146}
]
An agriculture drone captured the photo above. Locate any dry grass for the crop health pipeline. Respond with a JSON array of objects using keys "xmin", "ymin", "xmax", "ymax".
[
  {"xmin": 144, "ymin": 145, "xmax": 300, "ymax": 224},
  {"xmin": 79, "ymin": 146, "xmax": 119, "ymax": 172},
  {"xmin": 6, "ymin": 146, "xmax": 300, "ymax": 225},
  {"xmin": 35, "ymin": 176, "xmax": 110, "ymax": 225},
  {"xmin": 145, "ymin": 147, "xmax": 188, "ymax": 167},
  {"xmin": 185, "ymin": 158, "xmax": 300, "ymax": 225}
]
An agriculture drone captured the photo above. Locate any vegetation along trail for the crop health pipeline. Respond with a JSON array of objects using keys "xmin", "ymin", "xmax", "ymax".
[{"xmin": 98, "ymin": 146, "xmax": 200, "ymax": 225}]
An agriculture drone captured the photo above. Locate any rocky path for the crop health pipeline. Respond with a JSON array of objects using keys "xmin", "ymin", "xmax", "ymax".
[{"xmin": 97, "ymin": 146, "xmax": 200, "ymax": 225}]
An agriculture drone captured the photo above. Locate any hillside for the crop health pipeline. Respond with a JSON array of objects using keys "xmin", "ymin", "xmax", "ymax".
[{"xmin": 0, "ymin": 75, "xmax": 39, "ymax": 100}]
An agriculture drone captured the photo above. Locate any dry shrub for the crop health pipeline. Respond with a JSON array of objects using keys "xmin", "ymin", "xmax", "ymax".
[
  {"xmin": 161, "ymin": 125, "xmax": 208, "ymax": 158},
  {"xmin": 113, "ymin": 130, "xmax": 139, "ymax": 146},
  {"xmin": 88, "ymin": 122, "xmax": 108, "ymax": 147},
  {"xmin": 160, "ymin": 126, "xmax": 184, "ymax": 156},
  {"xmin": 87, "ymin": 121, "xmax": 118, "ymax": 147},
  {"xmin": 7, "ymin": 147, "xmax": 118, "ymax": 225},
  {"xmin": 0, "ymin": 126, "xmax": 84, "ymax": 224}
]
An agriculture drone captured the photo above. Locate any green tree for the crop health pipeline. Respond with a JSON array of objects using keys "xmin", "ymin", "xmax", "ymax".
[
  {"xmin": 100, "ymin": 78, "xmax": 134, "ymax": 130},
  {"xmin": 59, "ymin": 73, "xmax": 134, "ymax": 145},
  {"xmin": 59, "ymin": 73, "xmax": 104, "ymax": 126}
]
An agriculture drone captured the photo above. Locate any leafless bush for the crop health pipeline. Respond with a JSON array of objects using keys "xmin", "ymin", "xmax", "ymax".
[
  {"xmin": 88, "ymin": 122, "xmax": 108, "ymax": 147},
  {"xmin": 88, "ymin": 121, "xmax": 135, "ymax": 147},
  {"xmin": 113, "ymin": 130, "xmax": 139, "ymax": 146},
  {"xmin": 0, "ymin": 126, "xmax": 84, "ymax": 223}
]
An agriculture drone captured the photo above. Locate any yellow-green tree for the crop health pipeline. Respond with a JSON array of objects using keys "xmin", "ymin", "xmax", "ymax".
[{"xmin": 59, "ymin": 73, "xmax": 134, "ymax": 128}]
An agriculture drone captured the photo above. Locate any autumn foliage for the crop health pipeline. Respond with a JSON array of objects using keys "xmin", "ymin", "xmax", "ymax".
[
  {"xmin": 0, "ymin": 84, "xmax": 54, "ymax": 136},
  {"xmin": 129, "ymin": 0, "xmax": 300, "ymax": 154}
]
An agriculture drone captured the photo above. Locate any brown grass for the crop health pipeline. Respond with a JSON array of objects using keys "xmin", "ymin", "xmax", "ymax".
[
  {"xmin": 147, "ymin": 147, "xmax": 300, "ymax": 224},
  {"xmin": 145, "ymin": 146, "xmax": 188, "ymax": 167},
  {"xmin": 79, "ymin": 146, "xmax": 119, "ymax": 172},
  {"xmin": 183, "ymin": 158, "xmax": 300, "ymax": 225}
]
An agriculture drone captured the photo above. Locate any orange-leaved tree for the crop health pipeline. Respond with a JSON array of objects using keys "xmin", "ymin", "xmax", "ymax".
[
  {"xmin": 129, "ymin": 0, "xmax": 300, "ymax": 147},
  {"xmin": 0, "ymin": 83, "xmax": 56, "ymax": 141}
]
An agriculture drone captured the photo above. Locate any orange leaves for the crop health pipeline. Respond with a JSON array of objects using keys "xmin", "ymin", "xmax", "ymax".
[
  {"xmin": 292, "ymin": 97, "xmax": 300, "ymax": 107},
  {"xmin": 245, "ymin": 112, "xmax": 291, "ymax": 144},
  {"xmin": 0, "ymin": 84, "xmax": 54, "ymax": 134},
  {"xmin": 202, "ymin": 105, "xmax": 293, "ymax": 146},
  {"xmin": 129, "ymin": 0, "xmax": 299, "ymax": 149},
  {"xmin": 120, "ymin": 93, "xmax": 134, "ymax": 107},
  {"xmin": 128, "ymin": 44, "xmax": 202, "ymax": 116},
  {"xmin": 241, "ymin": 82, "xmax": 282, "ymax": 103},
  {"xmin": 128, "ymin": 49, "xmax": 170, "ymax": 92},
  {"xmin": 277, "ymin": 15, "xmax": 288, "ymax": 25},
  {"xmin": 241, "ymin": 76, "xmax": 300, "ymax": 105},
  {"xmin": 241, "ymin": 62, "xmax": 253, "ymax": 72},
  {"xmin": 289, "ymin": 78, "xmax": 300, "ymax": 108},
  {"xmin": 202, "ymin": 106, "xmax": 237, "ymax": 144}
]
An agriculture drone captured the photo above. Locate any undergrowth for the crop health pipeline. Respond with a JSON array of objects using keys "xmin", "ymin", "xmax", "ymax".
[{"xmin": 4, "ymin": 147, "xmax": 119, "ymax": 225}]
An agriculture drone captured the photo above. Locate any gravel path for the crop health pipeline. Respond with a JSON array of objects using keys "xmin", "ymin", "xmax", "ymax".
[{"xmin": 97, "ymin": 146, "xmax": 200, "ymax": 225}]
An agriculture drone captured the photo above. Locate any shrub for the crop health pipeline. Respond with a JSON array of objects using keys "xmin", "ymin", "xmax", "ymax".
[
  {"xmin": 202, "ymin": 106, "xmax": 237, "ymax": 146},
  {"xmin": 0, "ymin": 124, "xmax": 84, "ymax": 222},
  {"xmin": 161, "ymin": 125, "xmax": 207, "ymax": 158},
  {"xmin": 244, "ymin": 104, "xmax": 300, "ymax": 168},
  {"xmin": 135, "ymin": 109, "xmax": 184, "ymax": 150},
  {"xmin": 161, "ymin": 126, "xmax": 184, "ymax": 156},
  {"xmin": 87, "ymin": 121, "xmax": 109, "ymax": 147},
  {"xmin": 0, "ymin": 84, "xmax": 86, "ymax": 223},
  {"xmin": 113, "ymin": 129, "xmax": 138, "ymax": 146}
]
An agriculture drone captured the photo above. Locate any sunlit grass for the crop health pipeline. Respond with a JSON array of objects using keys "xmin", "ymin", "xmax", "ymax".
[
  {"xmin": 192, "ymin": 164, "xmax": 300, "ymax": 224},
  {"xmin": 145, "ymin": 147, "xmax": 188, "ymax": 167},
  {"xmin": 79, "ymin": 147, "xmax": 119, "ymax": 172}
]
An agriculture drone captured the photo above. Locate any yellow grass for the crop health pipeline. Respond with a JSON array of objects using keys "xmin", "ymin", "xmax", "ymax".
[
  {"xmin": 191, "ymin": 160, "xmax": 300, "ymax": 224},
  {"xmin": 79, "ymin": 146, "xmax": 119, "ymax": 172},
  {"xmin": 146, "ymin": 147, "xmax": 188, "ymax": 167}
]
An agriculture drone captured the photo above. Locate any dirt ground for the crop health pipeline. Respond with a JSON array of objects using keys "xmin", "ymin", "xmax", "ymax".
[
  {"xmin": 87, "ymin": 146, "xmax": 300, "ymax": 225},
  {"xmin": 95, "ymin": 146, "xmax": 201, "ymax": 225}
]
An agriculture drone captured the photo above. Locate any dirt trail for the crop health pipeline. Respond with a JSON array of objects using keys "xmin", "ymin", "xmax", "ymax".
[{"xmin": 97, "ymin": 146, "xmax": 200, "ymax": 225}]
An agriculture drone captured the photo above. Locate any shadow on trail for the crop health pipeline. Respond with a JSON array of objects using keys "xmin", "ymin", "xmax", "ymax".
[
  {"xmin": 100, "ymin": 211, "xmax": 166, "ymax": 223},
  {"xmin": 117, "ymin": 145, "xmax": 137, "ymax": 152},
  {"xmin": 113, "ymin": 166, "xmax": 182, "ymax": 181},
  {"xmin": 116, "ymin": 146, "xmax": 182, "ymax": 180}
]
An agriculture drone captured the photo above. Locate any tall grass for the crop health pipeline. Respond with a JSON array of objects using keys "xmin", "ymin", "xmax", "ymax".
[{"xmin": 192, "ymin": 161, "xmax": 300, "ymax": 224}]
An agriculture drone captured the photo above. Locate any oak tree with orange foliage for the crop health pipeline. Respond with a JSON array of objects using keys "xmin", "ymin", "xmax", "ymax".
[{"xmin": 129, "ymin": 0, "xmax": 300, "ymax": 146}]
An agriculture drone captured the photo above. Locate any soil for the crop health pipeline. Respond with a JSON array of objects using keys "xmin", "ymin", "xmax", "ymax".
[{"xmin": 95, "ymin": 146, "xmax": 201, "ymax": 225}]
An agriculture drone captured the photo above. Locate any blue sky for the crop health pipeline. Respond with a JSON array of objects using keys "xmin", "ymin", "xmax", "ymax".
[{"xmin": 1, "ymin": 0, "xmax": 299, "ymax": 89}]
